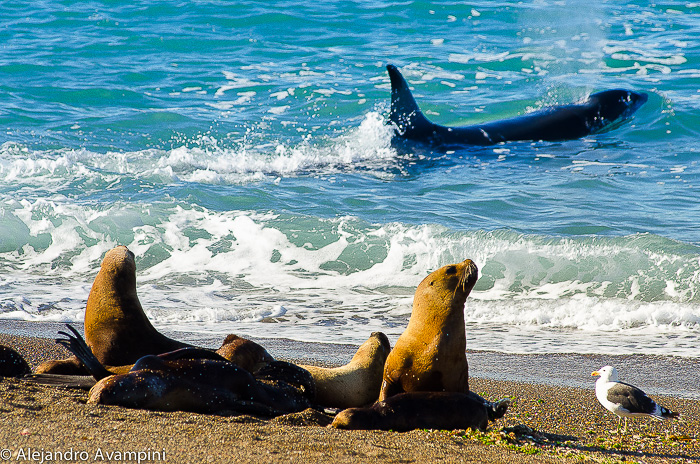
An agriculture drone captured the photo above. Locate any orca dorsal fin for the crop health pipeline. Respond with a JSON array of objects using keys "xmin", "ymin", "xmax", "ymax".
[{"xmin": 387, "ymin": 65, "xmax": 434, "ymax": 137}]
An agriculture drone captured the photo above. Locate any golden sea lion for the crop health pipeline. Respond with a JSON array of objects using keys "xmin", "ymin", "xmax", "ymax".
[
  {"xmin": 35, "ymin": 246, "xmax": 190, "ymax": 374},
  {"xmin": 330, "ymin": 391, "xmax": 489, "ymax": 432},
  {"xmin": 299, "ymin": 332, "xmax": 390, "ymax": 408},
  {"xmin": 83, "ymin": 246, "xmax": 190, "ymax": 365},
  {"xmin": 379, "ymin": 259, "xmax": 478, "ymax": 401}
]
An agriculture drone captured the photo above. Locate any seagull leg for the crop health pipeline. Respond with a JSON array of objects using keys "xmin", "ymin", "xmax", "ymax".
[{"xmin": 614, "ymin": 417, "xmax": 624, "ymax": 442}]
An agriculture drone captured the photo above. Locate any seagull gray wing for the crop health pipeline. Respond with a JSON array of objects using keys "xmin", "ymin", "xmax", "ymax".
[{"xmin": 606, "ymin": 381, "xmax": 656, "ymax": 414}]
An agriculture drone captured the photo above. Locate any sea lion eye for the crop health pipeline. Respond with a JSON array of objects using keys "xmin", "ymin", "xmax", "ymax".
[{"xmin": 445, "ymin": 266, "xmax": 457, "ymax": 275}]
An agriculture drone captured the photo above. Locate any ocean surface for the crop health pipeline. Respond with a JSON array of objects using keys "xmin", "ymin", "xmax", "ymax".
[{"xmin": 1, "ymin": 1, "xmax": 699, "ymax": 358}]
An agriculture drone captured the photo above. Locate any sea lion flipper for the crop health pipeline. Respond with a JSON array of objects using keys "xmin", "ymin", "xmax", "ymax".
[
  {"xmin": 466, "ymin": 391, "xmax": 511, "ymax": 421},
  {"xmin": 487, "ymin": 398, "xmax": 511, "ymax": 421},
  {"xmin": 23, "ymin": 373, "xmax": 97, "ymax": 389},
  {"xmin": 56, "ymin": 324, "xmax": 113, "ymax": 381}
]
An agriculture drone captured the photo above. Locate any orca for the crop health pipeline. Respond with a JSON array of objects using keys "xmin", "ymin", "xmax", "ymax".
[{"xmin": 387, "ymin": 64, "xmax": 647, "ymax": 148}]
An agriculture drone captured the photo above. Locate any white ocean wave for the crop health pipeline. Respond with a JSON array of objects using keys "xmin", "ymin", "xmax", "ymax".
[
  {"xmin": 1, "ymin": 200, "xmax": 699, "ymax": 354},
  {"xmin": 0, "ymin": 112, "xmax": 397, "ymax": 188}
]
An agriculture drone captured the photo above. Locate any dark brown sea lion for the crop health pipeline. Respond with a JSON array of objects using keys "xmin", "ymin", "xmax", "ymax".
[
  {"xmin": 379, "ymin": 259, "xmax": 478, "ymax": 401},
  {"xmin": 35, "ymin": 246, "xmax": 190, "ymax": 374},
  {"xmin": 298, "ymin": 332, "xmax": 391, "ymax": 408},
  {"xmin": 0, "ymin": 345, "xmax": 31, "ymax": 377},
  {"xmin": 56, "ymin": 324, "xmax": 314, "ymax": 415},
  {"xmin": 88, "ymin": 357, "xmax": 313, "ymax": 415},
  {"xmin": 330, "ymin": 391, "xmax": 489, "ymax": 432}
]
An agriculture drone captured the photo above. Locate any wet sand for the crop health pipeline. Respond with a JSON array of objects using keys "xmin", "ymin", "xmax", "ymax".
[{"xmin": 0, "ymin": 324, "xmax": 698, "ymax": 463}]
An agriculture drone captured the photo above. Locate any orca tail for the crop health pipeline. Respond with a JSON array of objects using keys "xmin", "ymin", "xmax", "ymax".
[
  {"xmin": 386, "ymin": 64, "xmax": 434, "ymax": 137},
  {"xmin": 56, "ymin": 324, "xmax": 113, "ymax": 381}
]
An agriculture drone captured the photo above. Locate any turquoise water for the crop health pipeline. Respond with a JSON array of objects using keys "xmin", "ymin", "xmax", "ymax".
[{"xmin": 1, "ymin": 1, "xmax": 699, "ymax": 356}]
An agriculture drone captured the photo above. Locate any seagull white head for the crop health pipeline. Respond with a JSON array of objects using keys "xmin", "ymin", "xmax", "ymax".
[{"xmin": 591, "ymin": 365, "xmax": 618, "ymax": 382}]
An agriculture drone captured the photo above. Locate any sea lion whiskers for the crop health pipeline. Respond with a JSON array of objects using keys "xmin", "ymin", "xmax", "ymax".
[
  {"xmin": 454, "ymin": 267, "xmax": 469, "ymax": 298},
  {"xmin": 452, "ymin": 260, "xmax": 477, "ymax": 299}
]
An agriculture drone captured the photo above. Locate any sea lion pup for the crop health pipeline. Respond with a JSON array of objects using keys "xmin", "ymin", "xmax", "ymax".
[
  {"xmin": 331, "ymin": 391, "xmax": 489, "ymax": 432},
  {"xmin": 88, "ymin": 356, "xmax": 313, "ymax": 415},
  {"xmin": 0, "ymin": 345, "xmax": 31, "ymax": 377},
  {"xmin": 57, "ymin": 324, "xmax": 314, "ymax": 415},
  {"xmin": 35, "ymin": 246, "xmax": 190, "ymax": 375},
  {"xmin": 54, "ymin": 324, "xmax": 224, "ymax": 380},
  {"xmin": 380, "ymin": 259, "xmax": 478, "ymax": 400},
  {"xmin": 298, "ymin": 332, "xmax": 391, "ymax": 408},
  {"xmin": 47, "ymin": 328, "xmax": 274, "ymax": 380}
]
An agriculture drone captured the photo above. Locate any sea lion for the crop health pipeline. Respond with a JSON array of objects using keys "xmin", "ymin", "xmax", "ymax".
[
  {"xmin": 298, "ymin": 332, "xmax": 391, "ymax": 408},
  {"xmin": 83, "ymin": 246, "xmax": 190, "ymax": 365},
  {"xmin": 47, "ymin": 324, "xmax": 274, "ymax": 380},
  {"xmin": 379, "ymin": 259, "xmax": 478, "ymax": 401},
  {"xmin": 0, "ymin": 345, "xmax": 31, "ymax": 377},
  {"xmin": 387, "ymin": 64, "xmax": 648, "ymax": 148},
  {"xmin": 88, "ymin": 357, "xmax": 313, "ymax": 416},
  {"xmin": 54, "ymin": 324, "xmax": 224, "ymax": 380},
  {"xmin": 35, "ymin": 246, "xmax": 190, "ymax": 374},
  {"xmin": 331, "ymin": 391, "xmax": 490, "ymax": 432},
  {"xmin": 34, "ymin": 245, "xmax": 388, "ymax": 410},
  {"xmin": 55, "ymin": 324, "xmax": 314, "ymax": 415}
]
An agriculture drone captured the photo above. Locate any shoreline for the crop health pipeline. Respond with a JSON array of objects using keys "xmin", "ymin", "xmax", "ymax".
[
  {"xmin": 2, "ymin": 319, "xmax": 699, "ymax": 399},
  {"xmin": 1, "ymin": 321, "xmax": 699, "ymax": 463}
]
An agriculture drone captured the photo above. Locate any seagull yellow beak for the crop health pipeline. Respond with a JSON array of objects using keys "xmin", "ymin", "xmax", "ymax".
[{"xmin": 591, "ymin": 371, "xmax": 600, "ymax": 377}]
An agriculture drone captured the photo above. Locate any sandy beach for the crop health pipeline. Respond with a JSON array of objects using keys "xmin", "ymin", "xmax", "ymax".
[{"xmin": 1, "ymin": 327, "xmax": 698, "ymax": 464}]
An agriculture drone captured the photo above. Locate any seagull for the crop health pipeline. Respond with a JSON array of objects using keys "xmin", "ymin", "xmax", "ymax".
[{"xmin": 591, "ymin": 365, "xmax": 680, "ymax": 433}]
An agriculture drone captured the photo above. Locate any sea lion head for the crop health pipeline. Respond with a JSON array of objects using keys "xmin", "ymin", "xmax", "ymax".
[
  {"xmin": 330, "ymin": 406, "xmax": 381, "ymax": 430},
  {"xmin": 0, "ymin": 345, "xmax": 31, "ymax": 377},
  {"xmin": 99, "ymin": 246, "xmax": 137, "ymax": 290},
  {"xmin": 216, "ymin": 334, "xmax": 275, "ymax": 373},
  {"xmin": 349, "ymin": 331, "xmax": 391, "ymax": 369},
  {"xmin": 87, "ymin": 246, "xmax": 139, "ymax": 317},
  {"xmin": 414, "ymin": 259, "xmax": 478, "ymax": 312}
]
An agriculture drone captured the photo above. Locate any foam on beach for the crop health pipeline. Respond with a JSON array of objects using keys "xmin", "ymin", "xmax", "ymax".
[{"xmin": 1, "ymin": 200, "xmax": 698, "ymax": 355}]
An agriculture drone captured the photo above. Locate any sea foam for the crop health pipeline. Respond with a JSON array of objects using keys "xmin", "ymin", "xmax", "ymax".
[{"xmin": 1, "ymin": 200, "xmax": 698, "ymax": 354}]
